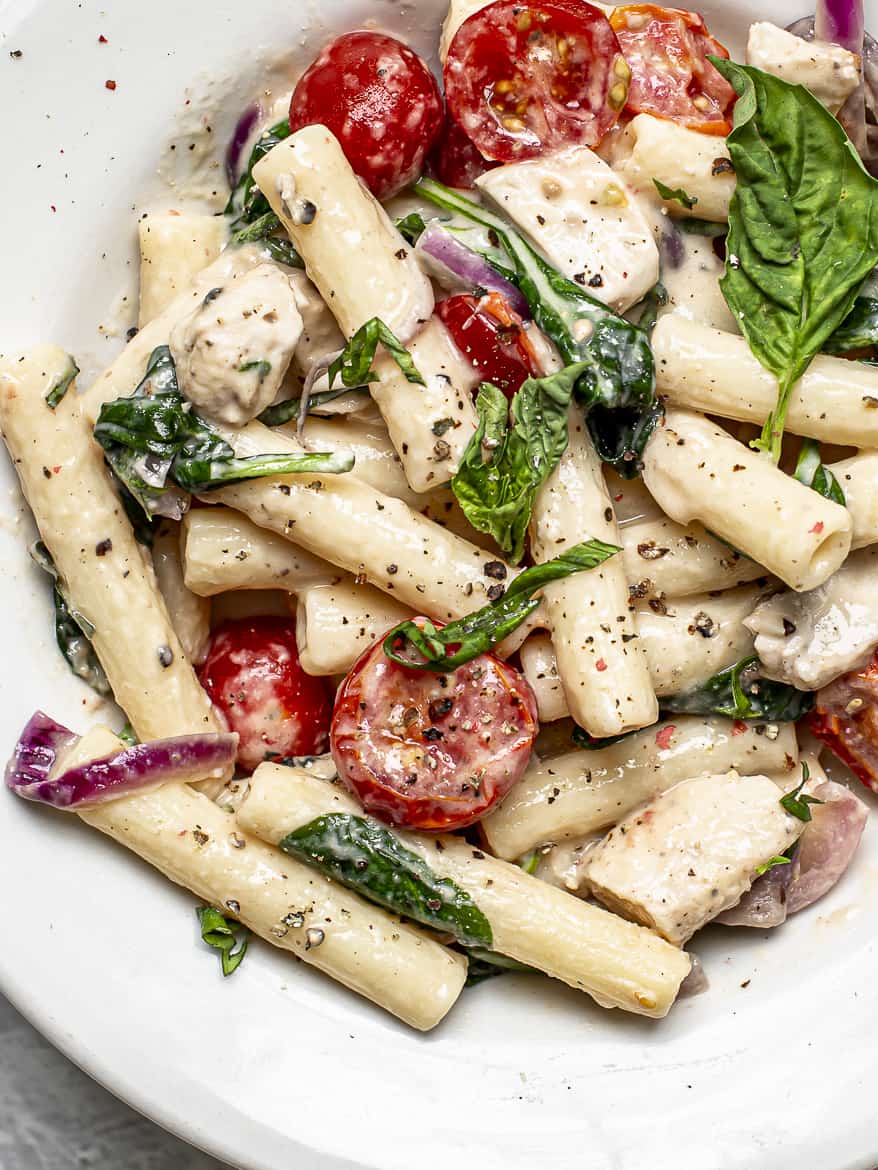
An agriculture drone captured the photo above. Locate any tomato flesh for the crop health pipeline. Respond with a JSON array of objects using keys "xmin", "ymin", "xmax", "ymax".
[
  {"xmin": 331, "ymin": 627, "xmax": 539, "ymax": 831},
  {"xmin": 609, "ymin": 5, "xmax": 736, "ymax": 135},
  {"xmin": 436, "ymin": 292, "xmax": 540, "ymax": 398},
  {"xmin": 428, "ymin": 115, "xmax": 498, "ymax": 189},
  {"xmin": 445, "ymin": 0, "xmax": 628, "ymax": 162},
  {"xmin": 807, "ymin": 651, "xmax": 878, "ymax": 794},
  {"xmin": 289, "ymin": 31, "xmax": 444, "ymax": 200},
  {"xmin": 199, "ymin": 616, "xmax": 332, "ymax": 773}
]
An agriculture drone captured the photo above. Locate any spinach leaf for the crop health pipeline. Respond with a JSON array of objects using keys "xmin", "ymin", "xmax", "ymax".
[
  {"xmin": 464, "ymin": 948, "xmax": 532, "ymax": 987},
  {"xmin": 196, "ymin": 906, "xmax": 249, "ymax": 976},
  {"xmin": 225, "ymin": 119, "xmax": 290, "ymax": 228},
  {"xmin": 632, "ymin": 282, "xmax": 668, "ymax": 335},
  {"xmin": 229, "ymin": 211, "xmax": 304, "ymax": 268},
  {"xmin": 653, "ymin": 179, "xmax": 698, "ymax": 209},
  {"xmin": 395, "ymin": 212, "xmax": 427, "ymax": 245},
  {"xmin": 712, "ymin": 59, "xmax": 878, "ymax": 461},
  {"xmin": 662, "ymin": 655, "xmax": 814, "ymax": 722},
  {"xmin": 571, "ymin": 726, "xmax": 632, "ymax": 752},
  {"xmin": 257, "ymin": 385, "xmax": 370, "ymax": 427},
  {"xmin": 415, "ymin": 177, "xmax": 658, "ymax": 476},
  {"xmin": 279, "ymin": 813, "xmax": 493, "ymax": 948},
  {"xmin": 383, "ymin": 539, "xmax": 619, "ymax": 672},
  {"xmin": 824, "ymin": 296, "xmax": 878, "ymax": 354},
  {"xmin": 793, "ymin": 438, "xmax": 846, "ymax": 505},
  {"xmin": 94, "ymin": 346, "xmax": 354, "ymax": 517},
  {"xmin": 328, "ymin": 317, "xmax": 425, "ymax": 390},
  {"xmin": 676, "ymin": 218, "xmax": 727, "ymax": 238},
  {"xmin": 452, "ymin": 364, "xmax": 589, "ymax": 562},
  {"xmin": 779, "ymin": 763, "xmax": 824, "ymax": 823},
  {"xmin": 30, "ymin": 542, "xmax": 111, "ymax": 698},
  {"xmin": 45, "ymin": 356, "xmax": 79, "ymax": 410}
]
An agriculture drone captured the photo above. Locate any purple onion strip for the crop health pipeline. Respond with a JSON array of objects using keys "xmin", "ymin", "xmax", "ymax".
[
  {"xmin": 226, "ymin": 104, "xmax": 260, "ymax": 186},
  {"xmin": 815, "ymin": 0, "xmax": 865, "ymax": 53},
  {"xmin": 6, "ymin": 711, "xmax": 237, "ymax": 810},
  {"xmin": 416, "ymin": 223, "xmax": 530, "ymax": 318}
]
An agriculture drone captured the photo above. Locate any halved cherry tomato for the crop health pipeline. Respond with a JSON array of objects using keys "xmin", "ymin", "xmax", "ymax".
[
  {"xmin": 289, "ymin": 31, "xmax": 444, "ymax": 200},
  {"xmin": 199, "ymin": 616, "xmax": 332, "ymax": 772},
  {"xmin": 609, "ymin": 5, "xmax": 736, "ymax": 135},
  {"xmin": 444, "ymin": 0, "xmax": 629, "ymax": 163},
  {"xmin": 428, "ymin": 115, "xmax": 498, "ymax": 189},
  {"xmin": 807, "ymin": 651, "xmax": 878, "ymax": 794},
  {"xmin": 331, "ymin": 624, "xmax": 539, "ymax": 830},
  {"xmin": 436, "ymin": 292, "xmax": 541, "ymax": 397}
]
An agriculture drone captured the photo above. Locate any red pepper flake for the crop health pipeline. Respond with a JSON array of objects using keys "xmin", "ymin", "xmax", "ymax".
[
  {"xmin": 105, "ymin": 79, "xmax": 117, "ymax": 91},
  {"xmin": 731, "ymin": 719, "xmax": 748, "ymax": 736},
  {"xmin": 595, "ymin": 658, "xmax": 608, "ymax": 672},
  {"xmin": 655, "ymin": 725, "xmax": 676, "ymax": 750},
  {"xmin": 98, "ymin": 34, "xmax": 108, "ymax": 43},
  {"xmin": 52, "ymin": 465, "xmax": 61, "ymax": 474},
  {"xmin": 809, "ymin": 521, "xmax": 824, "ymax": 534},
  {"xmin": 613, "ymin": 493, "xmax": 623, "ymax": 502}
]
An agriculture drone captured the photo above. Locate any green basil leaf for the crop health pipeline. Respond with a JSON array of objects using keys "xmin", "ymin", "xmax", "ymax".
[
  {"xmin": 174, "ymin": 449, "xmax": 354, "ymax": 493},
  {"xmin": 779, "ymin": 763, "xmax": 824, "ymax": 823},
  {"xmin": 117, "ymin": 721, "xmax": 138, "ymax": 746},
  {"xmin": 793, "ymin": 438, "xmax": 846, "ymax": 505},
  {"xmin": 653, "ymin": 179, "xmax": 698, "ymax": 209},
  {"xmin": 464, "ymin": 948, "xmax": 532, "ymax": 987},
  {"xmin": 225, "ymin": 119, "xmax": 291, "ymax": 227},
  {"xmin": 196, "ymin": 906, "xmax": 249, "ymax": 976},
  {"xmin": 257, "ymin": 385, "xmax": 370, "ymax": 427},
  {"xmin": 328, "ymin": 317, "xmax": 425, "ymax": 390},
  {"xmin": 824, "ymin": 295, "xmax": 878, "ymax": 354},
  {"xmin": 452, "ymin": 363, "xmax": 590, "ymax": 562},
  {"xmin": 571, "ymin": 726, "xmax": 632, "ymax": 752},
  {"xmin": 414, "ymin": 177, "xmax": 658, "ymax": 475},
  {"xmin": 45, "ymin": 356, "xmax": 79, "ymax": 409},
  {"xmin": 229, "ymin": 211, "xmax": 305, "ymax": 269},
  {"xmin": 755, "ymin": 855, "xmax": 792, "ymax": 876},
  {"xmin": 712, "ymin": 59, "xmax": 878, "ymax": 461},
  {"xmin": 662, "ymin": 655, "xmax": 814, "ymax": 722},
  {"xmin": 395, "ymin": 212, "xmax": 427, "ymax": 245},
  {"xmin": 383, "ymin": 539, "xmax": 619, "ymax": 672},
  {"xmin": 278, "ymin": 813, "xmax": 493, "ymax": 949}
]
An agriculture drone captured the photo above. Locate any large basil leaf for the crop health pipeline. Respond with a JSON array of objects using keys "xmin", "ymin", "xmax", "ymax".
[
  {"xmin": 663, "ymin": 655, "xmax": 814, "ymax": 722},
  {"xmin": 279, "ymin": 813, "xmax": 493, "ymax": 949},
  {"xmin": 713, "ymin": 59, "xmax": 878, "ymax": 461},
  {"xmin": 383, "ymin": 539, "xmax": 619, "ymax": 673},
  {"xmin": 824, "ymin": 296, "xmax": 878, "ymax": 354},
  {"xmin": 452, "ymin": 363, "xmax": 589, "ymax": 563}
]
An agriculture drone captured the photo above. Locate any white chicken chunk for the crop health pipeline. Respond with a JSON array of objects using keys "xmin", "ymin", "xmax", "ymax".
[
  {"xmin": 476, "ymin": 146, "xmax": 660, "ymax": 313},
  {"xmin": 746, "ymin": 545, "xmax": 878, "ymax": 692},
  {"xmin": 170, "ymin": 263, "xmax": 303, "ymax": 427},
  {"xmin": 585, "ymin": 772, "xmax": 804, "ymax": 945},
  {"xmin": 747, "ymin": 22, "xmax": 861, "ymax": 114}
]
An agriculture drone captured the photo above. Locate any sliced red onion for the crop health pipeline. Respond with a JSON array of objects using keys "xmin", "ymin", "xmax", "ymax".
[
  {"xmin": 6, "ymin": 711, "xmax": 237, "ymax": 810},
  {"xmin": 415, "ymin": 223, "xmax": 530, "ymax": 318},
  {"xmin": 715, "ymin": 856, "xmax": 794, "ymax": 928},
  {"xmin": 815, "ymin": 0, "xmax": 865, "ymax": 52},
  {"xmin": 678, "ymin": 953, "xmax": 709, "ymax": 998},
  {"xmin": 226, "ymin": 104, "xmax": 261, "ymax": 186}
]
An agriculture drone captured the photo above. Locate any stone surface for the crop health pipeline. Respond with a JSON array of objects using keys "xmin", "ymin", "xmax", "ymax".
[{"xmin": 0, "ymin": 995, "xmax": 230, "ymax": 1169}]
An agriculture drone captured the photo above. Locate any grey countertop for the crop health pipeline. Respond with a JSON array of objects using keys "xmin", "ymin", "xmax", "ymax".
[{"xmin": 0, "ymin": 995, "xmax": 230, "ymax": 1170}]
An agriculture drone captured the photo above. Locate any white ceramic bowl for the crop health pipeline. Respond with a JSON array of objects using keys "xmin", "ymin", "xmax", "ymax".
[{"xmin": 1, "ymin": 2, "xmax": 877, "ymax": 1168}]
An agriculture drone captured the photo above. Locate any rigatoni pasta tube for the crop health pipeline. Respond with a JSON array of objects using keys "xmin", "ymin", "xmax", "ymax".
[
  {"xmin": 642, "ymin": 409, "xmax": 851, "ymax": 592},
  {"xmin": 481, "ymin": 716, "xmax": 798, "ymax": 860},
  {"xmin": 152, "ymin": 522, "xmax": 211, "ymax": 666},
  {"xmin": 252, "ymin": 127, "xmax": 433, "ymax": 344},
  {"xmin": 620, "ymin": 114, "xmax": 735, "ymax": 223},
  {"xmin": 138, "ymin": 213, "xmax": 226, "ymax": 326},
  {"xmin": 0, "ymin": 348, "xmax": 223, "ymax": 759},
  {"xmin": 621, "ymin": 516, "xmax": 765, "ymax": 598},
  {"xmin": 292, "ymin": 416, "xmax": 426, "ymax": 508},
  {"xmin": 182, "ymin": 508, "xmax": 340, "ymax": 597},
  {"xmin": 530, "ymin": 413, "xmax": 657, "ymax": 736},
  {"xmin": 71, "ymin": 729, "xmax": 465, "ymax": 1032},
  {"xmin": 295, "ymin": 579, "xmax": 410, "ymax": 676},
  {"xmin": 238, "ymin": 764, "xmax": 692, "ymax": 1018},
  {"xmin": 828, "ymin": 451, "xmax": 878, "ymax": 550},
  {"xmin": 653, "ymin": 316, "xmax": 878, "ymax": 448}
]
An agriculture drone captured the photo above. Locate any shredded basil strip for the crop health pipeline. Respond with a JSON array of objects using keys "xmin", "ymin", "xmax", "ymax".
[
  {"xmin": 712, "ymin": 59, "xmax": 878, "ymax": 462},
  {"xmin": 633, "ymin": 281, "xmax": 669, "ymax": 334},
  {"xmin": 793, "ymin": 438, "xmax": 846, "ymax": 505},
  {"xmin": 196, "ymin": 906, "xmax": 249, "ymax": 976},
  {"xmin": 414, "ymin": 177, "xmax": 659, "ymax": 477},
  {"xmin": 755, "ymin": 855, "xmax": 792, "ymax": 876},
  {"xmin": 662, "ymin": 655, "xmax": 814, "ymax": 722},
  {"xmin": 452, "ymin": 363, "xmax": 590, "ymax": 563},
  {"xmin": 395, "ymin": 212, "xmax": 427, "ymax": 245},
  {"xmin": 257, "ymin": 385, "xmax": 371, "ymax": 427},
  {"xmin": 328, "ymin": 317, "xmax": 425, "ymax": 390},
  {"xmin": 279, "ymin": 813, "xmax": 493, "ymax": 948},
  {"xmin": 384, "ymin": 539, "xmax": 619, "ymax": 673},
  {"xmin": 675, "ymin": 218, "xmax": 727, "ymax": 238},
  {"xmin": 94, "ymin": 346, "xmax": 353, "ymax": 518},
  {"xmin": 779, "ymin": 763, "xmax": 824, "ymax": 823},
  {"xmin": 45, "ymin": 356, "xmax": 79, "ymax": 410},
  {"xmin": 653, "ymin": 179, "xmax": 698, "ymax": 209},
  {"xmin": 225, "ymin": 119, "xmax": 290, "ymax": 226}
]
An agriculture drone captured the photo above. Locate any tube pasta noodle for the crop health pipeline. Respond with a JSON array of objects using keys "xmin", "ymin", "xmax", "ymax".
[
  {"xmin": 71, "ymin": 728, "xmax": 465, "ymax": 1031},
  {"xmin": 295, "ymin": 579, "xmax": 410, "ymax": 676},
  {"xmin": 0, "ymin": 348, "xmax": 225, "ymax": 781},
  {"xmin": 828, "ymin": 451, "xmax": 878, "ymax": 550},
  {"xmin": 652, "ymin": 316, "xmax": 878, "ymax": 448},
  {"xmin": 182, "ymin": 508, "xmax": 340, "ymax": 597},
  {"xmin": 238, "ymin": 763, "xmax": 692, "ymax": 1018},
  {"xmin": 530, "ymin": 413, "xmax": 657, "ymax": 737},
  {"xmin": 621, "ymin": 516, "xmax": 766, "ymax": 598},
  {"xmin": 152, "ymin": 522, "xmax": 212, "ymax": 666},
  {"xmin": 642, "ymin": 409, "xmax": 852, "ymax": 592},
  {"xmin": 481, "ymin": 716, "xmax": 799, "ymax": 860},
  {"xmin": 138, "ymin": 213, "xmax": 226, "ymax": 326},
  {"xmin": 519, "ymin": 634, "xmax": 568, "ymax": 724}
]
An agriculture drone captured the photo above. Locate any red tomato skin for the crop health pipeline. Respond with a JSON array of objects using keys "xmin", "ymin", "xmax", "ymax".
[
  {"xmin": 445, "ymin": 0, "xmax": 628, "ymax": 163},
  {"xmin": 199, "ymin": 617, "xmax": 332, "ymax": 773},
  {"xmin": 289, "ymin": 31, "xmax": 444, "ymax": 200},
  {"xmin": 609, "ymin": 5, "xmax": 736, "ymax": 135},
  {"xmin": 807, "ymin": 652, "xmax": 878, "ymax": 795},
  {"xmin": 331, "ymin": 627, "xmax": 539, "ymax": 831},
  {"xmin": 428, "ymin": 116, "xmax": 498, "ymax": 189},
  {"xmin": 436, "ymin": 292, "xmax": 540, "ymax": 398}
]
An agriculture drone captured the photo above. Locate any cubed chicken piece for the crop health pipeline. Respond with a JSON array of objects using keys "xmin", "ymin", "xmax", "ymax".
[
  {"xmin": 585, "ymin": 771, "xmax": 804, "ymax": 945},
  {"xmin": 747, "ymin": 22, "xmax": 860, "ymax": 114}
]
